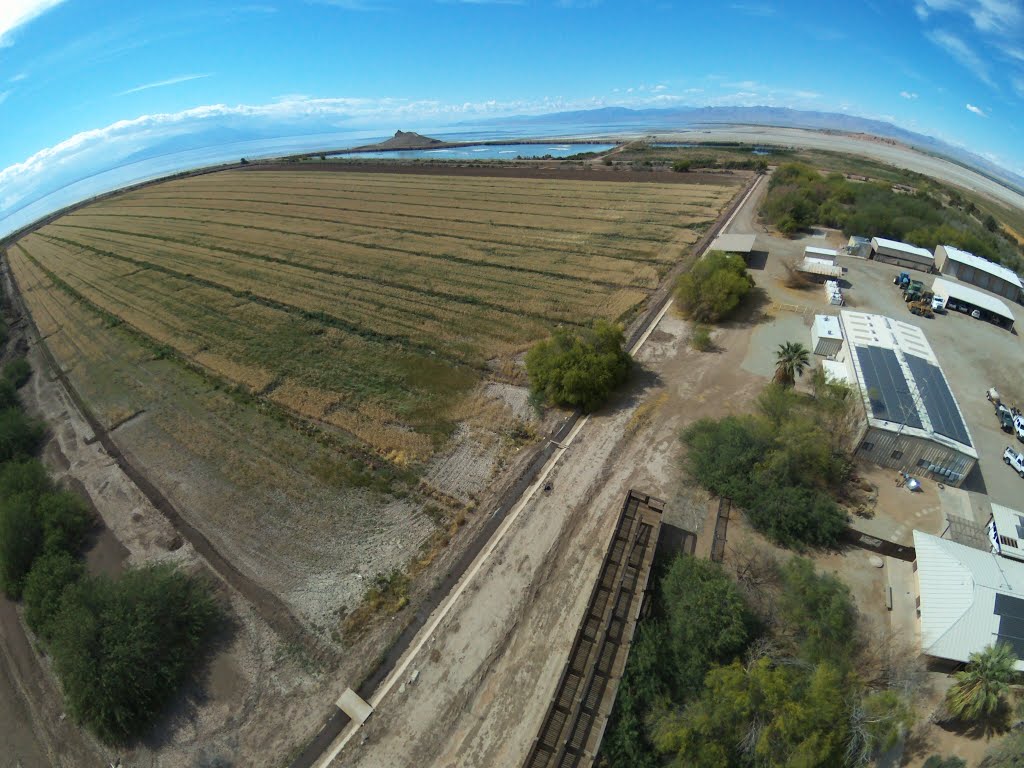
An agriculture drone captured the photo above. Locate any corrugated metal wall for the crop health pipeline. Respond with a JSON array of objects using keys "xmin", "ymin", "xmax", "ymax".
[{"xmin": 855, "ymin": 427, "xmax": 975, "ymax": 487}]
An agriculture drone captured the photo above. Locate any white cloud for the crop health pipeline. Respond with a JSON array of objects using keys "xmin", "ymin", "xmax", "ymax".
[
  {"xmin": 0, "ymin": 90, "xmax": 10, "ymax": 105},
  {"xmin": 9, "ymin": 72, "xmax": 28, "ymax": 83},
  {"xmin": 0, "ymin": 0, "xmax": 66, "ymax": 47},
  {"xmin": 900, "ymin": 90, "xmax": 919, "ymax": 99},
  {"xmin": 925, "ymin": 29, "xmax": 994, "ymax": 86},
  {"xmin": 917, "ymin": 0, "xmax": 1023, "ymax": 32},
  {"xmin": 966, "ymin": 102, "xmax": 988, "ymax": 115},
  {"xmin": 1014, "ymin": 76, "xmax": 1024, "ymax": 97},
  {"xmin": 117, "ymin": 73, "xmax": 212, "ymax": 97}
]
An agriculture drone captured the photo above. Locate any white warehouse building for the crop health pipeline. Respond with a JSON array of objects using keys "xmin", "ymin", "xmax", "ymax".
[
  {"xmin": 839, "ymin": 311, "xmax": 977, "ymax": 486},
  {"xmin": 934, "ymin": 245, "xmax": 1022, "ymax": 303},
  {"xmin": 870, "ymin": 237, "xmax": 935, "ymax": 272}
]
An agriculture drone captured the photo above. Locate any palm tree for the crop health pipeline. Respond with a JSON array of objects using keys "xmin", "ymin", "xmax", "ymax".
[
  {"xmin": 945, "ymin": 643, "xmax": 1018, "ymax": 722},
  {"xmin": 774, "ymin": 342, "xmax": 811, "ymax": 388}
]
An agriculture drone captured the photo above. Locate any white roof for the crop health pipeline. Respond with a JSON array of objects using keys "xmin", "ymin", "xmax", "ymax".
[
  {"xmin": 871, "ymin": 237, "xmax": 934, "ymax": 261},
  {"xmin": 804, "ymin": 246, "xmax": 838, "ymax": 259},
  {"xmin": 813, "ymin": 314, "xmax": 843, "ymax": 340},
  {"xmin": 939, "ymin": 245, "xmax": 1022, "ymax": 290},
  {"xmin": 913, "ymin": 530, "xmax": 1024, "ymax": 670},
  {"xmin": 799, "ymin": 258, "xmax": 844, "ymax": 277},
  {"xmin": 710, "ymin": 233, "xmax": 756, "ymax": 254},
  {"xmin": 822, "ymin": 359, "xmax": 851, "ymax": 385},
  {"xmin": 990, "ymin": 504, "xmax": 1024, "ymax": 561},
  {"xmin": 932, "ymin": 277, "xmax": 1016, "ymax": 322},
  {"xmin": 840, "ymin": 310, "xmax": 977, "ymax": 459}
]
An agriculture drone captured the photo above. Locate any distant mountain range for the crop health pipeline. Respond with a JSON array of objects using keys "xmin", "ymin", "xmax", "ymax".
[{"xmin": 464, "ymin": 106, "xmax": 1024, "ymax": 196}]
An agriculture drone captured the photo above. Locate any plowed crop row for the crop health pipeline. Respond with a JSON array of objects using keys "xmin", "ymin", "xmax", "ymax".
[{"xmin": 10, "ymin": 169, "xmax": 735, "ymax": 460}]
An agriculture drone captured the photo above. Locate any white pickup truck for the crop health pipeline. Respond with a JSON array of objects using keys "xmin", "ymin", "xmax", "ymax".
[
  {"xmin": 1015, "ymin": 414, "xmax": 1024, "ymax": 443},
  {"xmin": 1005, "ymin": 446, "xmax": 1024, "ymax": 478}
]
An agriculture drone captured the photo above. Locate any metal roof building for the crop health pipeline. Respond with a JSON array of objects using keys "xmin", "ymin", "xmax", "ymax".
[
  {"xmin": 932, "ymin": 277, "xmax": 1016, "ymax": 330},
  {"xmin": 870, "ymin": 237, "xmax": 935, "ymax": 271},
  {"xmin": 709, "ymin": 233, "xmax": 757, "ymax": 255},
  {"xmin": 913, "ymin": 530, "xmax": 1024, "ymax": 671},
  {"xmin": 935, "ymin": 245, "xmax": 1022, "ymax": 302},
  {"xmin": 840, "ymin": 310, "xmax": 977, "ymax": 486}
]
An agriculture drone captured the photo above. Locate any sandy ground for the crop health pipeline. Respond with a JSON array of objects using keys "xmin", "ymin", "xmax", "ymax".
[{"xmin": 664, "ymin": 125, "xmax": 1024, "ymax": 213}]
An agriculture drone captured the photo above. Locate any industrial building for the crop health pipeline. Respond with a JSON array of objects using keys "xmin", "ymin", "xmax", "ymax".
[
  {"xmin": 987, "ymin": 504, "xmax": 1024, "ymax": 563},
  {"xmin": 934, "ymin": 245, "xmax": 1022, "ymax": 303},
  {"xmin": 839, "ymin": 311, "xmax": 977, "ymax": 486},
  {"xmin": 797, "ymin": 247, "xmax": 844, "ymax": 282},
  {"xmin": 811, "ymin": 314, "xmax": 844, "ymax": 357},
  {"xmin": 932, "ymin": 277, "xmax": 1016, "ymax": 331},
  {"xmin": 870, "ymin": 237, "xmax": 935, "ymax": 271},
  {"xmin": 913, "ymin": 530, "xmax": 1024, "ymax": 671}
]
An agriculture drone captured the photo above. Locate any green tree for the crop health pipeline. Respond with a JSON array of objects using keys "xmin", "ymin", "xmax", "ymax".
[
  {"xmin": 0, "ymin": 407, "xmax": 45, "ymax": 462},
  {"xmin": 945, "ymin": 643, "xmax": 1018, "ymax": 722},
  {"xmin": 655, "ymin": 658, "xmax": 851, "ymax": 768},
  {"xmin": 23, "ymin": 551, "xmax": 84, "ymax": 642},
  {"xmin": 674, "ymin": 252, "xmax": 754, "ymax": 324},
  {"xmin": 661, "ymin": 557, "xmax": 753, "ymax": 691},
  {"xmin": 3, "ymin": 358, "xmax": 31, "ymax": 389},
  {"xmin": 923, "ymin": 756, "xmax": 967, "ymax": 768},
  {"xmin": 38, "ymin": 491, "xmax": 93, "ymax": 554},
  {"xmin": 774, "ymin": 341, "xmax": 811, "ymax": 387},
  {"xmin": 49, "ymin": 565, "xmax": 220, "ymax": 744},
  {"xmin": 525, "ymin": 320, "xmax": 631, "ymax": 412},
  {"xmin": 0, "ymin": 494, "xmax": 43, "ymax": 598},
  {"xmin": 778, "ymin": 557, "xmax": 857, "ymax": 665}
]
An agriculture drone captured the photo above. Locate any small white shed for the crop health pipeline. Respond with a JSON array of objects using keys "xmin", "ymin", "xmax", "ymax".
[{"xmin": 812, "ymin": 314, "xmax": 844, "ymax": 357}]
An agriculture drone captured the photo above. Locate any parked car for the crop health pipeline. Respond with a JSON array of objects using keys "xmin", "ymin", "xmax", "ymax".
[
  {"xmin": 1005, "ymin": 446, "xmax": 1024, "ymax": 478},
  {"xmin": 1015, "ymin": 414, "xmax": 1024, "ymax": 443},
  {"xmin": 998, "ymin": 404, "xmax": 1015, "ymax": 432}
]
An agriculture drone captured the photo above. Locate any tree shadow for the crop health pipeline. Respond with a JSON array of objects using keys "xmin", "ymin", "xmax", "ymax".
[
  {"xmin": 724, "ymin": 286, "xmax": 772, "ymax": 328},
  {"xmin": 934, "ymin": 699, "xmax": 1014, "ymax": 741},
  {"xmin": 138, "ymin": 582, "xmax": 241, "ymax": 753},
  {"xmin": 605, "ymin": 364, "xmax": 664, "ymax": 416}
]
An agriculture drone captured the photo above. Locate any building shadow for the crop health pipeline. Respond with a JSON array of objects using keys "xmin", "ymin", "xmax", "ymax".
[
  {"xmin": 958, "ymin": 463, "xmax": 989, "ymax": 496},
  {"xmin": 745, "ymin": 250, "xmax": 769, "ymax": 271}
]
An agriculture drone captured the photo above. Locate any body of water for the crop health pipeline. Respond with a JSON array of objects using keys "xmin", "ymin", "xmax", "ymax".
[{"xmin": 343, "ymin": 143, "xmax": 615, "ymax": 160}]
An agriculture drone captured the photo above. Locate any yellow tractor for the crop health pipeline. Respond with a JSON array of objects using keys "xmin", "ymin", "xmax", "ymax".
[{"xmin": 908, "ymin": 299, "xmax": 934, "ymax": 318}]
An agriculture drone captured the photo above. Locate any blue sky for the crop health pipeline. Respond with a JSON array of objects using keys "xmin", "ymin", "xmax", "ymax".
[{"xmin": 1, "ymin": 0, "xmax": 1023, "ymax": 227}]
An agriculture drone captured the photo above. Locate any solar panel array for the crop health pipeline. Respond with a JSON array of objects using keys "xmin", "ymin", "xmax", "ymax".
[
  {"xmin": 995, "ymin": 593, "xmax": 1024, "ymax": 659},
  {"xmin": 903, "ymin": 354, "xmax": 973, "ymax": 447},
  {"xmin": 854, "ymin": 346, "xmax": 923, "ymax": 429}
]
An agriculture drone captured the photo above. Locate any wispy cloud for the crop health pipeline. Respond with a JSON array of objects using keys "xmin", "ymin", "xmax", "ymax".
[
  {"xmin": 0, "ymin": 0, "xmax": 67, "ymax": 47},
  {"xmin": 916, "ymin": 0, "xmax": 1023, "ymax": 32},
  {"xmin": 9, "ymin": 72, "xmax": 28, "ymax": 83},
  {"xmin": 0, "ymin": 90, "xmax": 10, "ymax": 106},
  {"xmin": 117, "ymin": 73, "xmax": 212, "ymax": 97},
  {"xmin": 1014, "ymin": 76, "xmax": 1024, "ymax": 97},
  {"xmin": 966, "ymin": 102, "xmax": 988, "ymax": 116},
  {"xmin": 729, "ymin": 2, "xmax": 775, "ymax": 16},
  {"xmin": 925, "ymin": 29, "xmax": 994, "ymax": 86},
  {"xmin": 900, "ymin": 90, "xmax": 919, "ymax": 99}
]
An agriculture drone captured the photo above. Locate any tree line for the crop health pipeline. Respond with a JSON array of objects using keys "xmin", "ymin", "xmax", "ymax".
[{"xmin": 0, "ymin": 299, "xmax": 219, "ymax": 745}]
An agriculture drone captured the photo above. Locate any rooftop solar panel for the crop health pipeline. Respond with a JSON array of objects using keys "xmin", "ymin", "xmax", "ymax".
[
  {"xmin": 854, "ymin": 346, "xmax": 923, "ymax": 429},
  {"xmin": 904, "ymin": 354, "xmax": 972, "ymax": 447},
  {"xmin": 996, "ymin": 633, "xmax": 1024, "ymax": 659},
  {"xmin": 995, "ymin": 593, "xmax": 1024, "ymax": 621}
]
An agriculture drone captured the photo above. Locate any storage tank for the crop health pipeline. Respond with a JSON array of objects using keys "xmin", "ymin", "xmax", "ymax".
[{"xmin": 812, "ymin": 314, "xmax": 844, "ymax": 358}]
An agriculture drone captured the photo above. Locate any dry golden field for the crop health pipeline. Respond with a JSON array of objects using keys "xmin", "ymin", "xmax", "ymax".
[
  {"xmin": 7, "ymin": 167, "xmax": 738, "ymax": 631},
  {"xmin": 12, "ymin": 169, "xmax": 734, "ymax": 460}
]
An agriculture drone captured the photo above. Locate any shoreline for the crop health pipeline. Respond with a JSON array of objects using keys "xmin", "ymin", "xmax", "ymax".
[{"xmin": 4, "ymin": 124, "xmax": 1024, "ymax": 246}]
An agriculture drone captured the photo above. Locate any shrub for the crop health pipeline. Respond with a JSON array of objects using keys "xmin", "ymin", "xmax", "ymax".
[
  {"xmin": 674, "ymin": 251, "xmax": 753, "ymax": 324},
  {"xmin": 49, "ymin": 565, "xmax": 220, "ymax": 744},
  {"xmin": 0, "ymin": 378, "xmax": 18, "ymax": 410},
  {"xmin": 690, "ymin": 325, "xmax": 713, "ymax": 351},
  {"xmin": 525, "ymin": 320, "xmax": 631, "ymax": 412},
  {"xmin": 23, "ymin": 550, "xmax": 84, "ymax": 641},
  {"xmin": 3, "ymin": 358, "xmax": 32, "ymax": 389},
  {"xmin": 0, "ymin": 407, "xmax": 45, "ymax": 462},
  {"xmin": 0, "ymin": 459, "xmax": 52, "ymax": 500}
]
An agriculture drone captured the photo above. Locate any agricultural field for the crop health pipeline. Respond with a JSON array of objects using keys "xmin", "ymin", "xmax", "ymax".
[{"xmin": 6, "ymin": 167, "xmax": 739, "ymax": 638}]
